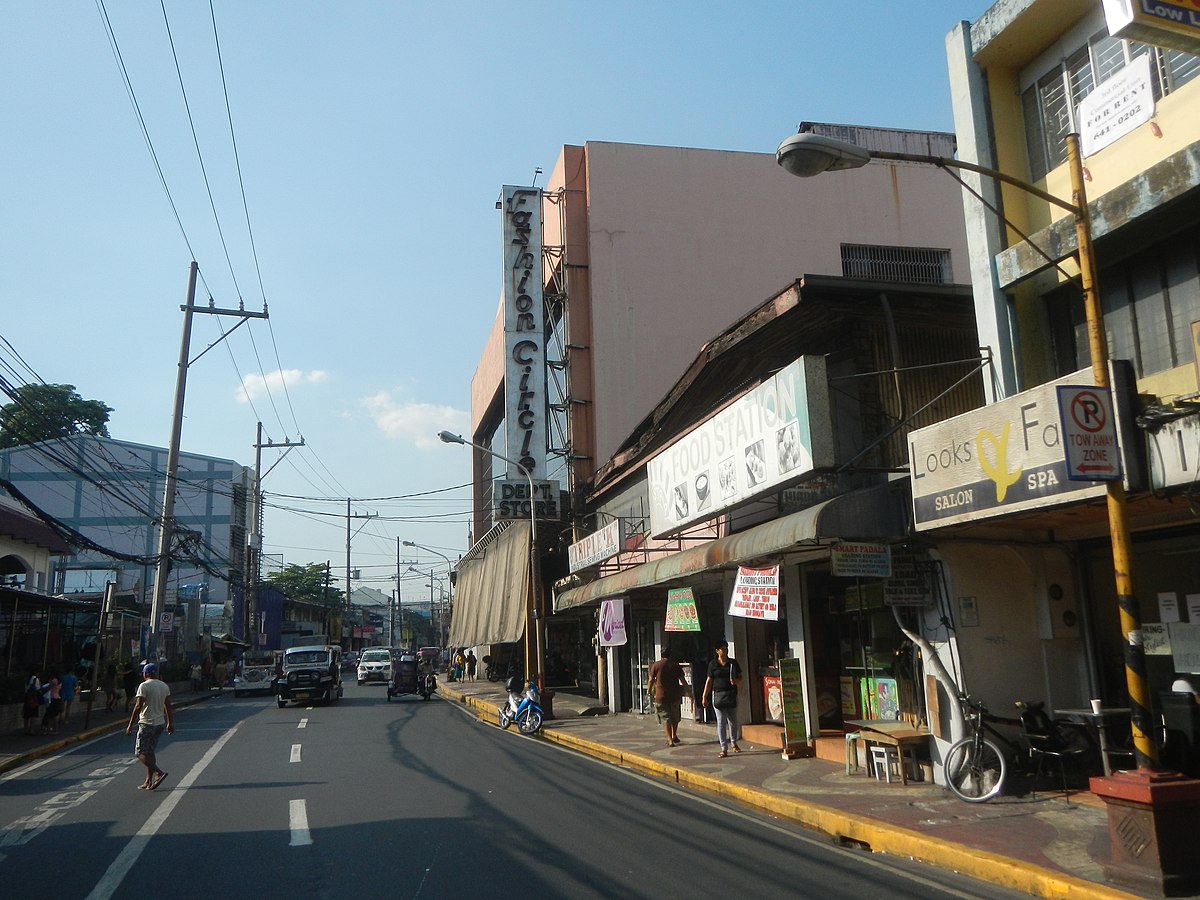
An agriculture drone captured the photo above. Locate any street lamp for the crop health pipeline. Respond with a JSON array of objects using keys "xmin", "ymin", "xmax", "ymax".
[
  {"xmin": 438, "ymin": 429, "xmax": 544, "ymax": 687},
  {"xmin": 777, "ymin": 130, "xmax": 1154, "ymax": 768},
  {"xmin": 403, "ymin": 540, "xmax": 453, "ymax": 648}
]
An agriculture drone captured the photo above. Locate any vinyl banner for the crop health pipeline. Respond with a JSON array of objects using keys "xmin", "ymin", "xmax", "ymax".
[
  {"xmin": 598, "ymin": 597, "xmax": 627, "ymax": 647},
  {"xmin": 728, "ymin": 566, "xmax": 780, "ymax": 621},
  {"xmin": 665, "ymin": 587, "xmax": 701, "ymax": 632}
]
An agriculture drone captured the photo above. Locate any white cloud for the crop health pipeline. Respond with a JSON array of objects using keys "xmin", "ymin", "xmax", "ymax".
[
  {"xmin": 361, "ymin": 391, "xmax": 468, "ymax": 449},
  {"xmin": 237, "ymin": 369, "xmax": 328, "ymax": 403}
]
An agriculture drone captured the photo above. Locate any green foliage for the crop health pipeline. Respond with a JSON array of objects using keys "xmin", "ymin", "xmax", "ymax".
[
  {"xmin": 0, "ymin": 383, "xmax": 113, "ymax": 449},
  {"xmin": 264, "ymin": 563, "xmax": 345, "ymax": 606}
]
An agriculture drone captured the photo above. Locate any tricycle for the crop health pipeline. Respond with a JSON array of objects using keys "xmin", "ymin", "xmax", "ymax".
[{"xmin": 387, "ymin": 654, "xmax": 436, "ymax": 701}]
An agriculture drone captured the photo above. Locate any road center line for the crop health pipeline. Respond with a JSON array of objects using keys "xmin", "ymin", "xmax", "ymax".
[
  {"xmin": 289, "ymin": 799, "xmax": 312, "ymax": 846},
  {"xmin": 84, "ymin": 725, "xmax": 239, "ymax": 900},
  {"xmin": 290, "ymin": 744, "xmax": 302, "ymax": 763},
  {"xmin": 297, "ymin": 718, "xmax": 308, "ymax": 729}
]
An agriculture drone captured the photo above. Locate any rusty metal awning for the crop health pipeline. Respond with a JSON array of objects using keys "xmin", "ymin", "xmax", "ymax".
[{"xmin": 554, "ymin": 483, "xmax": 906, "ymax": 611}]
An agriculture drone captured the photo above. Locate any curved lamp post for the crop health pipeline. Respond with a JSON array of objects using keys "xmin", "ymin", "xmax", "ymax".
[
  {"xmin": 438, "ymin": 430, "xmax": 544, "ymax": 686},
  {"xmin": 777, "ymin": 130, "xmax": 1153, "ymax": 769},
  {"xmin": 403, "ymin": 540, "xmax": 453, "ymax": 647}
]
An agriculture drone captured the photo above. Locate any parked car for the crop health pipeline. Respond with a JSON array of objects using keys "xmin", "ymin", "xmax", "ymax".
[
  {"xmin": 357, "ymin": 648, "xmax": 394, "ymax": 685},
  {"xmin": 276, "ymin": 645, "xmax": 343, "ymax": 707}
]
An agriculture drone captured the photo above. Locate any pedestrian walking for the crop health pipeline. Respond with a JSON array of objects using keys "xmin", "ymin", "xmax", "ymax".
[
  {"xmin": 41, "ymin": 674, "xmax": 63, "ymax": 734},
  {"xmin": 466, "ymin": 650, "xmax": 477, "ymax": 681},
  {"xmin": 647, "ymin": 646, "xmax": 689, "ymax": 747},
  {"xmin": 125, "ymin": 662, "xmax": 174, "ymax": 791},
  {"xmin": 103, "ymin": 663, "xmax": 119, "ymax": 711},
  {"xmin": 23, "ymin": 669, "xmax": 42, "ymax": 735},
  {"xmin": 59, "ymin": 669, "xmax": 79, "ymax": 724},
  {"xmin": 122, "ymin": 663, "xmax": 138, "ymax": 712},
  {"xmin": 214, "ymin": 660, "xmax": 227, "ymax": 694},
  {"xmin": 701, "ymin": 639, "xmax": 742, "ymax": 757},
  {"xmin": 189, "ymin": 662, "xmax": 202, "ymax": 692}
]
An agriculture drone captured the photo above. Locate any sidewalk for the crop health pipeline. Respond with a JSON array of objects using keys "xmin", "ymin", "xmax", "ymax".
[
  {"xmin": 0, "ymin": 685, "xmax": 211, "ymax": 776},
  {"xmin": 439, "ymin": 677, "xmax": 1165, "ymax": 900}
]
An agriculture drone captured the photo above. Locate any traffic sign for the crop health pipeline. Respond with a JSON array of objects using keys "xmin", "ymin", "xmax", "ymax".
[
  {"xmin": 159, "ymin": 611, "xmax": 174, "ymax": 634},
  {"xmin": 1056, "ymin": 385, "xmax": 1122, "ymax": 481}
]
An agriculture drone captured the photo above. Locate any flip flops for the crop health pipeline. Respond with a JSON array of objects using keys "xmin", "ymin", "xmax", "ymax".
[{"xmin": 150, "ymin": 771, "xmax": 168, "ymax": 790}]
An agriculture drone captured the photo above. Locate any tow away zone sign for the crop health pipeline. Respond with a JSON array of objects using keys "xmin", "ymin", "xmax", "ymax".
[{"xmin": 1057, "ymin": 385, "xmax": 1122, "ymax": 481}]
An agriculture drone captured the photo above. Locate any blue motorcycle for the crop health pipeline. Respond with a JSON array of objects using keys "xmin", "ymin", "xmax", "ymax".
[{"xmin": 498, "ymin": 678, "xmax": 543, "ymax": 734}]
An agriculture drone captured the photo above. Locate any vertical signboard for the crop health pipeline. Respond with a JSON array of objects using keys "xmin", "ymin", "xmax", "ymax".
[
  {"xmin": 598, "ymin": 597, "xmax": 627, "ymax": 647},
  {"xmin": 779, "ymin": 656, "xmax": 808, "ymax": 748},
  {"xmin": 665, "ymin": 587, "xmax": 701, "ymax": 632},
  {"xmin": 501, "ymin": 185, "xmax": 547, "ymax": 480}
]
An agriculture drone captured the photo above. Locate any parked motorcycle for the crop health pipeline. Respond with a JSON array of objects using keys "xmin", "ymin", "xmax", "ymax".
[{"xmin": 498, "ymin": 677, "xmax": 543, "ymax": 734}]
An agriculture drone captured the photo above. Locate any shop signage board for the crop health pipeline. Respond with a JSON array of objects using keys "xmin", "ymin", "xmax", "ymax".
[
  {"xmin": 568, "ymin": 519, "xmax": 621, "ymax": 573},
  {"xmin": 779, "ymin": 657, "xmax": 808, "ymax": 747},
  {"xmin": 598, "ymin": 597, "xmax": 627, "ymax": 646},
  {"xmin": 728, "ymin": 566, "xmax": 780, "ymax": 620},
  {"xmin": 1077, "ymin": 53, "xmax": 1154, "ymax": 157},
  {"xmin": 646, "ymin": 355, "xmax": 833, "ymax": 538},
  {"xmin": 1057, "ymin": 386, "xmax": 1122, "ymax": 480},
  {"xmin": 493, "ymin": 479, "xmax": 561, "ymax": 521},
  {"xmin": 1103, "ymin": 0, "xmax": 1200, "ymax": 55},
  {"xmin": 830, "ymin": 542, "xmax": 892, "ymax": 578},
  {"xmin": 501, "ymin": 185, "xmax": 548, "ymax": 481},
  {"xmin": 909, "ymin": 369, "xmax": 1107, "ymax": 530},
  {"xmin": 665, "ymin": 587, "xmax": 700, "ymax": 632}
]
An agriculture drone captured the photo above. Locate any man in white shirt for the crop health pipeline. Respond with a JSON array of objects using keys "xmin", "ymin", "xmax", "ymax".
[{"xmin": 125, "ymin": 662, "xmax": 174, "ymax": 790}]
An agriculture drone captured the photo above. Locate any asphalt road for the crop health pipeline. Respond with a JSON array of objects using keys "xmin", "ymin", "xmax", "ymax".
[{"xmin": 0, "ymin": 682, "xmax": 1028, "ymax": 899}]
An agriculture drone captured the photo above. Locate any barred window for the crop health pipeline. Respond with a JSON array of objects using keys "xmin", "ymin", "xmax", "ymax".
[
  {"xmin": 840, "ymin": 244, "xmax": 953, "ymax": 285},
  {"xmin": 1023, "ymin": 35, "xmax": 1199, "ymax": 181}
]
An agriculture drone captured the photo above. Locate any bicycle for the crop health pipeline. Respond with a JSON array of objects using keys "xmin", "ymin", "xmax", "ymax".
[{"xmin": 944, "ymin": 695, "xmax": 1010, "ymax": 802}]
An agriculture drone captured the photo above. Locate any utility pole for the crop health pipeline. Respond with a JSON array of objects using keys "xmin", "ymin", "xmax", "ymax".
[
  {"xmin": 150, "ymin": 262, "xmax": 267, "ymax": 663},
  {"xmin": 395, "ymin": 538, "xmax": 401, "ymax": 649},
  {"xmin": 344, "ymin": 500, "xmax": 377, "ymax": 651},
  {"xmin": 245, "ymin": 422, "xmax": 304, "ymax": 648}
]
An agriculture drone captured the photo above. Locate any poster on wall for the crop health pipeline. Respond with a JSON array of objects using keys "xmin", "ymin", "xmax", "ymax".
[
  {"xmin": 1187, "ymin": 594, "xmax": 1200, "ymax": 623},
  {"xmin": 598, "ymin": 597, "xmax": 628, "ymax": 647},
  {"xmin": 1159, "ymin": 592, "xmax": 1182, "ymax": 623},
  {"xmin": 728, "ymin": 566, "xmax": 780, "ymax": 620},
  {"xmin": 1144, "ymin": 623, "xmax": 1172, "ymax": 656},
  {"xmin": 665, "ymin": 587, "xmax": 701, "ymax": 632},
  {"xmin": 1170, "ymin": 623, "xmax": 1200, "ymax": 673}
]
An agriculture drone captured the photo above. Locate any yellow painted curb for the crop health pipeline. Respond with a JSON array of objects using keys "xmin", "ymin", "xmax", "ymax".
[{"xmin": 440, "ymin": 686, "xmax": 1133, "ymax": 900}]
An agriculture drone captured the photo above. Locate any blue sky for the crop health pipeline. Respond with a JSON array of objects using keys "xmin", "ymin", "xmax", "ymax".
[{"xmin": 1, "ymin": 2, "xmax": 992, "ymax": 602}]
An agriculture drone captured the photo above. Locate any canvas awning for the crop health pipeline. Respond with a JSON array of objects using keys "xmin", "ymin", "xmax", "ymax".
[
  {"xmin": 447, "ymin": 519, "xmax": 531, "ymax": 647},
  {"xmin": 554, "ymin": 482, "xmax": 906, "ymax": 612}
]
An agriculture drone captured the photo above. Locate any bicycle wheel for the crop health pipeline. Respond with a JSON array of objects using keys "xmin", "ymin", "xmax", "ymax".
[
  {"xmin": 517, "ymin": 708, "xmax": 543, "ymax": 735},
  {"xmin": 944, "ymin": 736, "xmax": 1007, "ymax": 802}
]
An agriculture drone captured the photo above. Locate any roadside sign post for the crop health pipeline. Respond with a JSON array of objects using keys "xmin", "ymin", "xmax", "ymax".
[{"xmin": 1057, "ymin": 385, "xmax": 1122, "ymax": 481}]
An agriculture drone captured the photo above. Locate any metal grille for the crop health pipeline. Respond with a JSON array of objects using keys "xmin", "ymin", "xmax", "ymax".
[{"xmin": 840, "ymin": 244, "xmax": 953, "ymax": 285}]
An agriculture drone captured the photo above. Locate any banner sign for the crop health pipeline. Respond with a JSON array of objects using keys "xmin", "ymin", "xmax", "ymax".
[
  {"xmin": 1078, "ymin": 53, "xmax": 1154, "ymax": 157},
  {"xmin": 665, "ymin": 587, "xmax": 701, "ymax": 632},
  {"xmin": 728, "ymin": 566, "xmax": 780, "ymax": 620},
  {"xmin": 779, "ymin": 657, "xmax": 808, "ymax": 746},
  {"xmin": 598, "ymin": 597, "xmax": 627, "ymax": 647},
  {"xmin": 501, "ymin": 185, "xmax": 547, "ymax": 480},
  {"xmin": 830, "ymin": 542, "xmax": 892, "ymax": 578},
  {"xmin": 569, "ymin": 519, "xmax": 621, "ymax": 572},
  {"xmin": 647, "ymin": 356, "xmax": 832, "ymax": 537}
]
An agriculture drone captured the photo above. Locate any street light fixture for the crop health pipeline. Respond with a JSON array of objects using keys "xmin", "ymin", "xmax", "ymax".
[
  {"xmin": 438, "ymin": 429, "xmax": 544, "ymax": 687},
  {"xmin": 777, "ymin": 129, "xmax": 1154, "ymax": 769},
  {"xmin": 403, "ymin": 540, "xmax": 453, "ymax": 648}
]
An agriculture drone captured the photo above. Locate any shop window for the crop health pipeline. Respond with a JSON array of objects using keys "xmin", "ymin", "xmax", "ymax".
[{"xmin": 1021, "ymin": 34, "xmax": 1199, "ymax": 181}]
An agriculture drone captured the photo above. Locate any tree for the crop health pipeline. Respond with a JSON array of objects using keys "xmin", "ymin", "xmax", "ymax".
[
  {"xmin": 0, "ymin": 383, "xmax": 113, "ymax": 450},
  {"xmin": 263, "ymin": 563, "xmax": 344, "ymax": 606}
]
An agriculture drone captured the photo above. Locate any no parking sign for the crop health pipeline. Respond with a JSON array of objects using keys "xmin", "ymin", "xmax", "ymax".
[{"xmin": 1056, "ymin": 385, "xmax": 1122, "ymax": 481}]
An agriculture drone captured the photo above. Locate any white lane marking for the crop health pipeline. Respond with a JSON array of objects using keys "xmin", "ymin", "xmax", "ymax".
[
  {"xmin": 290, "ymin": 744, "xmax": 302, "ymax": 763},
  {"xmin": 289, "ymin": 799, "xmax": 312, "ymax": 846},
  {"xmin": 297, "ymin": 718, "xmax": 308, "ymax": 729},
  {"xmin": 84, "ymin": 725, "xmax": 239, "ymax": 900}
]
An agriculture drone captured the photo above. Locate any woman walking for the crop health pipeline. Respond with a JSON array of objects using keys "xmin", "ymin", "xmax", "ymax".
[{"xmin": 701, "ymin": 640, "xmax": 743, "ymax": 757}]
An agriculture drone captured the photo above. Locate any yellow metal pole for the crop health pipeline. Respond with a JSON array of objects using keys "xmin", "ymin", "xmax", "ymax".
[{"xmin": 1066, "ymin": 133, "xmax": 1156, "ymax": 768}]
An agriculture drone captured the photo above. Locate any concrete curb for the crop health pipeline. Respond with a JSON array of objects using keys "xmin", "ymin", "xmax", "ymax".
[
  {"xmin": 0, "ymin": 693, "xmax": 214, "ymax": 777},
  {"xmin": 439, "ymin": 685, "xmax": 1130, "ymax": 900}
]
